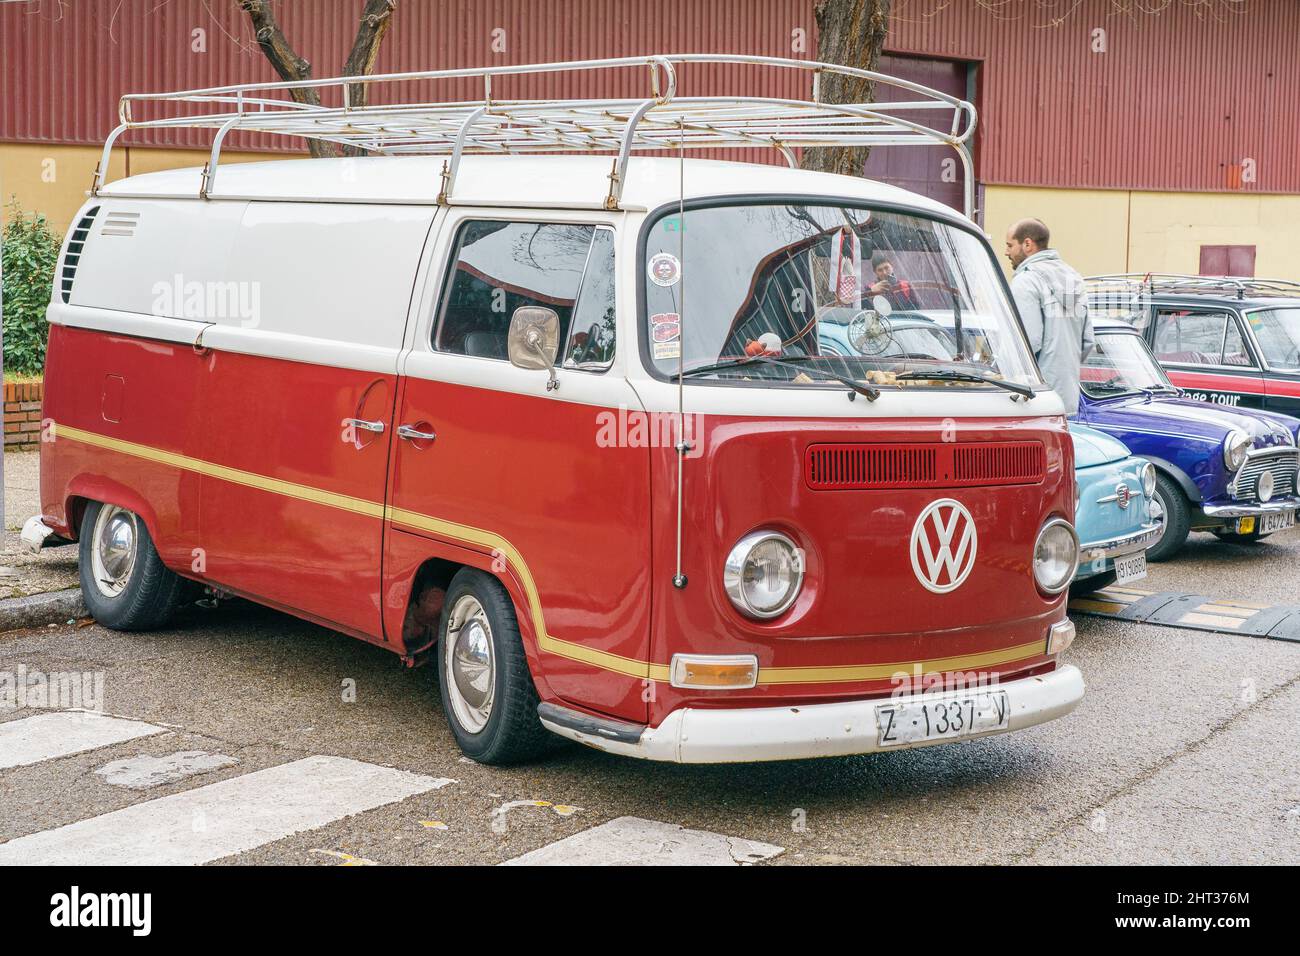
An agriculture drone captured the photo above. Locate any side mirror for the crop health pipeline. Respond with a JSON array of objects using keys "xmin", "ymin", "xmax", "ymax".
[{"xmin": 507, "ymin": 306, "xmax": 561, "ymax": 390}]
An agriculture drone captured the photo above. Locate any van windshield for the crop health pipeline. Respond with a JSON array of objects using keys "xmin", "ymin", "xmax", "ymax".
[{"xmin": 642, "ymin": 202, "xmax": 1039, "ymax": 391}]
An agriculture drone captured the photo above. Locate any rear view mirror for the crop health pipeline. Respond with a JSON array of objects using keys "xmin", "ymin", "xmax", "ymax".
[{"xmin": 507, "ymin": 306, "xmax": 561, "ymax": 390}]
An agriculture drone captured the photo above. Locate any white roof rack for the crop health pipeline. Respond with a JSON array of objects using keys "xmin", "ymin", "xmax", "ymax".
[
  {"xmin": 91, "ymin": 54, "xmax": 977, "ymax": 214},
  {"xmin": 1087, "ymin": 273, "xmax": 1300, "ymax": 301}
]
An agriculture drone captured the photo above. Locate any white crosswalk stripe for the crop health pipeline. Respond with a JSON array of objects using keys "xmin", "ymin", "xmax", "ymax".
[
  {"xmin": 0, "ymin": 711, "xmax": 165, "ymax": 770},
  {"xmin": 501, "ymin": 816, "xmax": 785, "ymax": 866},
  {"xmin": 0, "ymin": 754, "xmax": 451, "ymax": 865},
  {"xmin": 1, "ymin": 710, "xmax": 779, "ymax": 866}
]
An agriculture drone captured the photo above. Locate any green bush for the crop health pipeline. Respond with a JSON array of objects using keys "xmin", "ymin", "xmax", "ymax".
[{"xmin": 2, "ymin": 200, "xmax": 62, "ymax": 376}]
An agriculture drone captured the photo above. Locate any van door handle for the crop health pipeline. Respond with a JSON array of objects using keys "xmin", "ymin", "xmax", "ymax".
[
  {"xmin": 343, "ymin": 418, "xmax": 386, "ymax": 434},
  {"xmin": 397, "ymin": 424, "xmax": 437, "ymax": 443}
]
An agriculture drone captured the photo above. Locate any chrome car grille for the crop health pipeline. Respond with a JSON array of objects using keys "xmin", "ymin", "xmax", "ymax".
[{"xmin": 1234, "ymin": 448, "xmax": 1299, "ymax": 501}]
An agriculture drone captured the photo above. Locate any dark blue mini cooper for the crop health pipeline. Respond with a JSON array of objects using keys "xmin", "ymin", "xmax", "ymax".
[{"xmin": 1075, "ymin": 319, "xmax": 1300, "ymax": 560}]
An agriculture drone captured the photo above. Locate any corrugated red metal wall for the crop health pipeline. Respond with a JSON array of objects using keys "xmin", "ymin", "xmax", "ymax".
[
  {"xmin": 2, "ymin": 0, "xmax": 1296, "ymax": 193},
  {"xmin": 885, "ymin": 0, "xmax": 1299, "ymax": 194},
  {"xmin": 0, "ymin": 0, "xmax": 814, "ymax": 164}
]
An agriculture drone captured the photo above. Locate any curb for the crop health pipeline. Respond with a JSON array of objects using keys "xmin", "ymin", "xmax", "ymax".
[{"xmin": 0, "ymin": 588, "xmax": 87, "ymax": 632}]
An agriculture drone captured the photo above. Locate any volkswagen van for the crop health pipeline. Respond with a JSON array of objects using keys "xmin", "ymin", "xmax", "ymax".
[{"xmin": 24, "ymin": 56, "xmax": 1085, "ymax": 764}]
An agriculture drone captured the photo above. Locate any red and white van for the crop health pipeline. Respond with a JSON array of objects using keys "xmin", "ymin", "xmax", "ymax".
[{"xmin": 25, "ymin": 57, "xmax": 1084, "ymax": 764}]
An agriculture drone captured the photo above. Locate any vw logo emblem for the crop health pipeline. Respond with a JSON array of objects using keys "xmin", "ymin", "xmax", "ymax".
[{"xmin": 910, "ymin": 498, "xmax": 978, "ymax": 594}]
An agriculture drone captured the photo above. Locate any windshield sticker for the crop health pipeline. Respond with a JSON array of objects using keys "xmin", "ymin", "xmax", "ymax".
[
  {"xmin": 648, "ymin": 252, "xmax": 682, "ymax": 287},
  {"xmin": 651, "ymin": 312, "xmax": 681, "ymax": 359}
]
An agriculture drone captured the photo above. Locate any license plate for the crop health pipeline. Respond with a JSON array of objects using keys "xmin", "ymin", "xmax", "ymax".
[
  {"xmin": 1261, "ymin": 510, "xmax": 1295, "ymax": 534},
  {"xmin": 1113, "ymin": 551, "xmax": 1147, "ymax": 584},
  {"xmin": 876, "ymin": 691, "xmax": 1009, "ymax": 747}
]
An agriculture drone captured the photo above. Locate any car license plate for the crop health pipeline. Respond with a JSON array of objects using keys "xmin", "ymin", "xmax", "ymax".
[
  {"xmin": 1261, "ymin": 510, "xmax": 1295, "ymax": 534},
  {"xmin": 876, "ymin": 691, "xmax": 1009, "ymax": 747},
  {"xmin": 1113, "ymin": 551, "xmax": 1147, "ymax": 584}
]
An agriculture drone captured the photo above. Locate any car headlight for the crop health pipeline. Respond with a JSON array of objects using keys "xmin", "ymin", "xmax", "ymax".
[
  {"xmin": 1223, "ymin": 430, "xmax": 1252, "ymax": 471},
  {"xmin": 1140, "ymin": 462, "xmax": 1157, "ymax": 497},
  {"xmin": 723, "ymin": 531, "xmax": 804, "ymax": 619},
  {"xmin": 1033, "ymin": 519, "xmax": 1079, "ymax": 595}
]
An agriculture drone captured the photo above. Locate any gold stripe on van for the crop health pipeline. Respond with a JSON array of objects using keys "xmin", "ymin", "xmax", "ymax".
[
  {"xmin": 54, "ymin": 422, "xmax": 1045, "ymax": 687},
  {"xmin": 54, "ymin": 424, "xmax": 384, "ymax": 519}
]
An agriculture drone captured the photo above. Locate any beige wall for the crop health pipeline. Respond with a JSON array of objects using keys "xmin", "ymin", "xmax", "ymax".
[
  {"xmin": 1, "ymin": 144, "xmax": 300, "ymax": 234},
  {"xmin": 983, "ymin": 184, "xmax": 1300, "ymax": 280}
]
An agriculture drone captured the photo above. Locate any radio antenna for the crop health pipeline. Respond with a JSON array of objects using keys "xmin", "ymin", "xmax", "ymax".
[{"xmin": 673, "ymin": 119, "xmax": 689, "ymax": 590}]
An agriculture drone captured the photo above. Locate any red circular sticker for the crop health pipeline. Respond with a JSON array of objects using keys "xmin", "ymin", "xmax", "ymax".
[{"xmin": 648, "ymin": 252, "xmax": 682, "ymax": 287}]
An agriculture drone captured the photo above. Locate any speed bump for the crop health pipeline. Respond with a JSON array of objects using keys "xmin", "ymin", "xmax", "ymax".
[{"xmin": 1070, "ymin": 586, "xmax": 1300, "ymax": 642}]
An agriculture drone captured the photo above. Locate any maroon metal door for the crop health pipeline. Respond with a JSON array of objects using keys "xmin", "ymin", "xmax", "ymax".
[{"xmin": 863, "ymin": 54, "xmax": 971, "ymax": 213}]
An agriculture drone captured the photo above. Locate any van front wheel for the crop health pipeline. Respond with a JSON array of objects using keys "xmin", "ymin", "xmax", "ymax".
[
  {"xmin": 437, "ymin": 568, "xmax": 553, "ymax": 765},
  {"xmin": 79, "ymin": 501, "xmax": 186, "ymax": 630}
]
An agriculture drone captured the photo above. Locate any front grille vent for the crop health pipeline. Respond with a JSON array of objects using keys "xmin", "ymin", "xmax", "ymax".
[
  {"xmin": 806, "ymin": 441, "xmax": 1045, "ymax": 490},
  {"xmin": 1235, "ymin": 448, "xmax": 1299, "ymax": 500},
  {"xmin": 59, "ymin": 206, "xmax": 99, "ymax": 304}
]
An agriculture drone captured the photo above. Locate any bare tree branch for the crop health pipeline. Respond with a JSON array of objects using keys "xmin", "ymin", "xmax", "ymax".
[
  {"xmin": 801, "ymin": 0, "xmax": 892, "ymax": 177},
  {"xmin": 237, "ymin": 0, "xmax": 399, "ymax": 158},
  {"xmin": 340, "ymin": 0, "xmax": 397, "ymax": 155},
  {"xmin": 236, "ymin": 0, "xmax": 333, "ymax": 156}
]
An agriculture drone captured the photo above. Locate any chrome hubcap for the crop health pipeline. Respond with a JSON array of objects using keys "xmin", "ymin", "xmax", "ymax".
[
  {"xmin": 444, "ymin": 595, "xmax": 494, "ymax": 733},
  {"xmin": 1149, "ymin": 492, "xmax": 1167, "ymax": 548},
  {"xmin": 91, "ymin": 505, "xmax": 138, "ymax": 598}
]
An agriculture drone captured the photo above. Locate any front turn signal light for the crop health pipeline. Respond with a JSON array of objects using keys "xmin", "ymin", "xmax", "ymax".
[
  {"xmin": 669, "ymin": 654, "xmax": 759, "ymax": 690},
  {"xmin": 1047, "ymin": 620, "xmax": 1076, "ymax": 656}
]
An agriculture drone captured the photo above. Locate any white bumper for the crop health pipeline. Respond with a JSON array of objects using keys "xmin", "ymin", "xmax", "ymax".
[{"xmin": 542, "ymin": 664, "xmax": 1085, "ymax": 764}]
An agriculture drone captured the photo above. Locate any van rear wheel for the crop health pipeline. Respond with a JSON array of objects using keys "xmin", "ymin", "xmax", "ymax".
[
  {"xmin": 437, "ymin": 568, "xmax": 553, "ymax": 765},
  {"xmin": 79, "ymin": 501, "xmax": 186, "ymax": 630}
]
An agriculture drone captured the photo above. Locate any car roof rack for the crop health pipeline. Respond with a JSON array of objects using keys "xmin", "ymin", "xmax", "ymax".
[
  {"xmin": 1086, "ymin": 273, "xmax": 1300, "ymax": 301},
  {"xmin": 90, "ymin": 53, "xmax": 977, "ymax": 213}
]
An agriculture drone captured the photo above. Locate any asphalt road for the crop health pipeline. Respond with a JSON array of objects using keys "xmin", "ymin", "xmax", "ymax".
[{"xmin": 1, "ymin": 526, "xmax": 1297, "ymax": 865}]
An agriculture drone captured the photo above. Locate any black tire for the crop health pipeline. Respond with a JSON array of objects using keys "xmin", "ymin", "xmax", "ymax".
[
  {"xmin": 1146, "ymin": 473, "xmax": 1191, "ymax": 562},
  {"xmin": 436, "ymin": 568, "xmax": 553, "ymax": 765},
  {"xmin": 1069, "ymin": 569, "xmax": 1117, "ymax": 597},
  {"xmin": 1212, "ymin": 529, "xmax": 1272, "ymax": 544},
  {"xmin": 78, "ymin": 501, "xmax": 186, "ymax": 630}
]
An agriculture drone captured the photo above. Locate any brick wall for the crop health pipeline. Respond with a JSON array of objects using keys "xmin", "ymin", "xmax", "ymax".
[{"xmin": 4, "ymin": 381, "xmax": 44, "ymax": 450}]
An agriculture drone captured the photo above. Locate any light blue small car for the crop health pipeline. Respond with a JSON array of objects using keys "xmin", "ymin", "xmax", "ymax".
[{"xmin": 1070, "ymin": 423, "xmax": 1161, "ymax": 596}]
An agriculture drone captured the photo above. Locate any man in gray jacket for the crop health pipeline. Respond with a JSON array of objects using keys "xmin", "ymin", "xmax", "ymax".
[{"xmin": 1005, "ymin": 218, "xmax": 1094, "ymax": 415}]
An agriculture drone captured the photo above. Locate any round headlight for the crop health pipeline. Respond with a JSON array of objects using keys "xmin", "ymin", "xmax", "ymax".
[
  {"xmin": 1258, "ymin": 469, "xmax": 1275, "ymax": 503},
  {"xmin": 1033, "ymin": 519, "xmax": 1079, "ymax": 595},
  {"xmin": 1223, "ymin": 430, "xmax": 1252, "ymax": 471},
  {"xmin": 1141, "ymin": 461, "xmax": 1157, "ymax": 498},
  {"xmin": 724, "ymin": 531, "xmax": 804, "ymax": 619}
]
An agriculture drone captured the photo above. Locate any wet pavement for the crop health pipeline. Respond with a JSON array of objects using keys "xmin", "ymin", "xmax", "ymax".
[{"xmin": 1, "ymin": 523, "xmax": 1296, "ymax": 865}]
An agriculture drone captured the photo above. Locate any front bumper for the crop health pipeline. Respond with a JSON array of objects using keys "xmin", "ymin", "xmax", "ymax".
[
  {"xmin": 539, "ymin": 663, "xmax": 1084, "ymax": 763},
  {"xmin": 1200, "ymin": 497, "xmax": 1300, "ymax": 519},
  {"xmin": 1076, "ymin": 523, "xmax": 1160, "ymax": 575}
]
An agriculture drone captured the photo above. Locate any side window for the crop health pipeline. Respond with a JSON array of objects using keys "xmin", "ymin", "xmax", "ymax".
[
  {"xmin": 563, "ymin": 228, "xmax": 616, "ymax": 369},
  {"xmin": 1221, "ymin": 317, "xmax": 1255, "ymax": 367},
  {"xmin": 435, "ymin": 221, "xmax": 596, "ymax": 361},
  {"xmin": 1152, "ymin": 309, "xmax": 1230, "ymax": 366}
]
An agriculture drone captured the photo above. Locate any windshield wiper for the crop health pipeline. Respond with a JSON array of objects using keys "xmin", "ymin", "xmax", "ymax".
[
  {"xmin": 676, "ymin": 355, "xmax": 880, "ymax": 401},
  {"xmin": 894, "ymin": 368, "xmax": 1034, "ymax": 399}
]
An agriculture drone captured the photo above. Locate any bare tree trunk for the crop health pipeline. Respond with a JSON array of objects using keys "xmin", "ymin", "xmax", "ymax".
[
  {"xmin": 237, "ymin": 0, "xmax": 398, "ymax": 159},
  {"xmin": 801, "ymin": 0, "xmax": 892, "ymax": 177}
]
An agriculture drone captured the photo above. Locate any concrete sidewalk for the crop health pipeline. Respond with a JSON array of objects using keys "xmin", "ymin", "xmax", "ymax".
[{"xmin": 1, "ymin": 449, "xmax": 79, "ymax": 602}]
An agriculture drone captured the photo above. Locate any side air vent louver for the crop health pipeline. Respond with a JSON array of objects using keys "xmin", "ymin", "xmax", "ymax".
[
  {"xmin": 60, "ymin": 206, "xmax": 100, "ymax": 304},
  {"xmin": 101, "ymin": 209, "xmax": 140, "ymax": 237},
  {"xmin": 805, "ymin": 441, "xmax": 1046, "ymax": 490}
]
